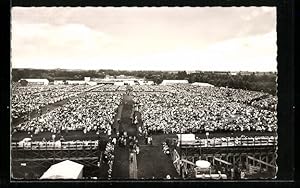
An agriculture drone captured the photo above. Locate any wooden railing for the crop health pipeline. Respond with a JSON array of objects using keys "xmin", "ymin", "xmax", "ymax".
[
  {"xmin": 11, "ymin": 140, "xmax": 99, "ymax": 150},
  {"xmin": 180, "ymin": 136, "xmax": 277, "ymax": 148}
]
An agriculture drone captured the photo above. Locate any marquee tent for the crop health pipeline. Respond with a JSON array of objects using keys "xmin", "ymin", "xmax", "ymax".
[
  {"xmin": 177, "ymin": 134, "xmax": 196, "ymax": 144},
  {"xmin": 40, "ymin": 160, "xmax": 84, "ymax": 179}
]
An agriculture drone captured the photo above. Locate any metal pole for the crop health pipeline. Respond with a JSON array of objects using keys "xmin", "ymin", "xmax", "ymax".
[{"xmin": 180, "ymin": 125, "xmax": 182, "ymax": 178}]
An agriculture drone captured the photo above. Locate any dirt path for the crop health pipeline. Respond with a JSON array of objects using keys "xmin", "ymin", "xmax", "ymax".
[
  {"xmin": 111, "ymin": 146, "xmax": 129, "ymax": 179},
  {"xmin": 129, "ymin": 152, "xmax": 138, "ymax": 179},
  {"xmin": 136, "ymin": 145, "xmax": 179, "ymax": 179}
]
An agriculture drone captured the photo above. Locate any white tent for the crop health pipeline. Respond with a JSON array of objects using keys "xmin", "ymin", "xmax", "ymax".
[
  {"xmin": 177, "ymin": 134, "xmax": 196, "ymax": 144},
  {"xmin": 40, "ymin": 160, "xmax": 84, "ymax": 179},
  {"xmin": 191, "ymin": 82, "xmax": 214, "ymax": 87},
  {"xmin": 19, "ymin": 78, "xmax": 49, "ymax": 85},
  {"xmin": 160, "ymin": 80, "xmax": 188, "ymax": 85},
  {"xmin": 195, "ymin": 160, "xmax": 211, "ymax": 169}
]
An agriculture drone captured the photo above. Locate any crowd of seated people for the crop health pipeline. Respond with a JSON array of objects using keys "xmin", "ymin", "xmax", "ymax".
[
  {"xmin": 132, "ymin": 85, "xmax": 277, "ymax": 134},
  {"xmin": 12, "ymin": 85, "xmax": 92, "ymax": 119},
  {"xmin": 12, "ymin": 83, "xmax": 277, "ymax": 139},
  {"xmin": 13, "ymin": 91, "xmax": 123, "ymax": 135}
]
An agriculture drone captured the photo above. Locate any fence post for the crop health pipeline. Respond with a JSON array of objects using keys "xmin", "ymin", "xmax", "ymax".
[{"xmin": 68, "ymin": 142, "xmax": 70, "ymax": 159}]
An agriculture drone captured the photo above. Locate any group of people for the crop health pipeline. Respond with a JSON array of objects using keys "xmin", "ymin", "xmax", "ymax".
[
  {"xmin": 132, "ymin": 85, "xmax": 277, "ymax": 134},
  {"xmin": 13, "ymin": 91, "xmax": 123, "ymax": 136},
  {"xmin": 103, "ymin": 139, "xmax": 115, "ymax": 179},
  {"xmin": 162, "ymin": 142, "xmax": 170, "ymax": 155},
  {"xmin": 12, "ymin": 84, "xmax": 91, "ymax": 119},
  {"xmin": 12, "ymin": 83, "xmax": 277, "ymax": 140}
]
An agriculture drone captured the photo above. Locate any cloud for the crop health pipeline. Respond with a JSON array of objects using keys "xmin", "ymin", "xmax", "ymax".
[
  {"xmin": 11, "ymin": 7, "xmax": 276, "ymax": 71},
  {"xmin": 11, "ymin": 21, "xmax": 114, "ymax": 64}
]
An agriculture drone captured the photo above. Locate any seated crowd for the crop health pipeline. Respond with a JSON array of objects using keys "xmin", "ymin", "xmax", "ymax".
[
  {"xmin": 13, "ymin": 91, "xmax": 122, "ymax": 135},
  {"xmin": 12, "ymin": 84, "xmax": 92, "ymax": 119},
  {"xmin": 12, "ymin": 84, "xmax": 277, "ymax": 137},
  {"xmin": 133, "ymin": 85, "xmax": 277, "ymax": 134}
]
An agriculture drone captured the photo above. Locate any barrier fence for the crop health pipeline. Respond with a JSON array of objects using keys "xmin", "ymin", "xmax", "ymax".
[
  {"xmin": 12, "ymin": 140, "xmax": 99, "ymax": 150},
  {"xmin": 180, "ymin": 136, "xmax": 277, "ymax": 148}
]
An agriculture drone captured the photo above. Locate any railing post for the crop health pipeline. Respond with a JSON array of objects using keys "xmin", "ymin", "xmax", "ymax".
[{"xmin": 68, "ymin": 142, "xmax": 70, "ymax": 159}]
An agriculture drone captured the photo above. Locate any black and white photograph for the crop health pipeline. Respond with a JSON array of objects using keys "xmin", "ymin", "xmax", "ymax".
[{"xmin": 11, "ymin": 7, "xmax": 278, "ymax": 180}]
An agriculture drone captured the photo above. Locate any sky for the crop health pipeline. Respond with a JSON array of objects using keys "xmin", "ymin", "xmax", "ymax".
[{"xmin": 11, "ymin": 7, "xmax": 277, "ymax": 72}]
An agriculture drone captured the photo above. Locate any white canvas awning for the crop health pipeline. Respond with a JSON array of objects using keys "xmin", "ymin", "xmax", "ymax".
[
  {"xmin": 191, "ymin": 82, "xmax": 214, "ymax": 87},
  {"xmin": 195, "ymin": 160, "xmax": 211, "ymax": 168},
  {"xmin": 40, "ymin": 160, "xmax": 84, "ymax": 179},
  {"xmin": 177, "ymin": 134, "xmax": 196, "ymax": 143}
]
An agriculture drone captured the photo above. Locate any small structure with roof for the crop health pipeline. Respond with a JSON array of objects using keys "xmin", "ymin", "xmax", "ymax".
[
  {"xmin": 160, "ymin": 80, "xmax": 189, "ymax": 85},
  {"xmin": 19, "ymin": 78, "xmax": 49, "ymax": 86},
  {"xmin": 191, "ymin": 82, "xmax": 214, "ymax": 87},
  {"xmin": 40, "ymin": 160, "xmax": 84, "ymax": 179}
]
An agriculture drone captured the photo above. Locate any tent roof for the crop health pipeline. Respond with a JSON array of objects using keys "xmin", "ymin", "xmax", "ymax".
[
  {"xmin": 195, "ymin": 160, "xmax": 211, "ymax": 168},
  {"xmin": 160, "ymin": 80, "xmax": 188, "ymax": 85},
  {"xmin": 40, "ymin": 160, "xmax": 83, "ymax": 179},
  {"xmin": 177, "ymin": 134, "xmax": 196, "ymax": 142},
  {"xmin": 20, "ymin": 79, "xmax": 49, "ymax": 83},
  {"xmin": 191, "ymin": 82, "xmax": 214, "ymax": 87}
]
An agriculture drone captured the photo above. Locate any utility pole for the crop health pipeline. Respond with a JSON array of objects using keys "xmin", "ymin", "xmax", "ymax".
[{"xmin": 180, "ymin": 124, "xmax": 183, "ymax": 178}]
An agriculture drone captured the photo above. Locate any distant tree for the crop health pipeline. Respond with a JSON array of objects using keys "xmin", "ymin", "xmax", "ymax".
[{"xmin": 177, "ymin": 71, "xmax": 187, "ymax": 80}]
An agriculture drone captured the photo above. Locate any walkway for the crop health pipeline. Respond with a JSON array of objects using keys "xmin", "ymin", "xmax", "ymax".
[{"xmin": 129, "ymin": 152, "xmax": 138, "ymax": 179}]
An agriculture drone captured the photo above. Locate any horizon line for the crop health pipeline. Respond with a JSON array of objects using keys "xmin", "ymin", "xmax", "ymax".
[{"xmin": 12, "ymin": 67, "xmax": 277, "ymax": 73}]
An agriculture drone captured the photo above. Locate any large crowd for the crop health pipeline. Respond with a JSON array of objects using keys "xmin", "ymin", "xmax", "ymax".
[
  {"xmin": 132, "ymin": 85, "xmax": 277, "ymax": 134},
  {"xmin": 12, "ymin": 84, "xmax": 277, "ymax": 137},
  {"xmin": 13, "ymin": 91, "xmax": 123, "ymax": 135},
  {"xmin": 11, "ymin": 84, "xmax": 92, "ymax": 119}
]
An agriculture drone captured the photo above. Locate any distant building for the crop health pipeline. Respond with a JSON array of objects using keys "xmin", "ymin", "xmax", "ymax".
[
  {"xmin": 116, "ymin": 75, "xmax": 126, "ymax": 79},
  {"xmin": 123, "ymin": 80, "xmax": 136, "ymax": 86},
  {"xmin": 186, "ymin": 70, "xmax": 196, "ymax": 74},
  {"xmin": 191, "ymin": 82, "xmax": 214, "ymax": 87},
  {"xmin": 239, "ymin": 71, "xmax": 252, "ymax": 75},
  {"xmin": 160, "ymin": 80, "xmax": 189, "ymax": 85},
  {"xmin": 105, "ymin": 75, "xmax": 115, "ymax": 80},
  {"xmin": 214, "ymin": 71, "xmax": 229, "ymax": 75},
  {"xmin": 84, "ymin": 77, "xmax": 91, "ymax": 82},
  {"xmin": 66, "ymin": 80, "xmax": 86, "ymax": 85},
  {"xmin": 19, "ymin": 79, "xmax": 49, "ymax": 86},
  {"xmin": 116, "ymin": 75, "xmax": 134, "ymax": 79}
]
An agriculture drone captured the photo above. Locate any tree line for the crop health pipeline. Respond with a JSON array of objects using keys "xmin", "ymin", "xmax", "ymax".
[{"xmin": 12, "ymin": 69, "xmax": 277, "ymax": 95}]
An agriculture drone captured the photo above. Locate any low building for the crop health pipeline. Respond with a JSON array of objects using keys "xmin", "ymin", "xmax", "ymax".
[
  {"xmin": 54, "ymin": 80, "xmax": 65, "ymax": 85},
  {"xmin": 66, "ymin": 80, "xmax": 86, "ymax": 85},
  {"xmin": 105, "ymin": 75, "xmax": 115, "ymax": 80},
  {"xmin": 19, "ymin": 78, "xmax": 49, "ymax": 86},
  {"xmin": 191, "ymin": 82, "xmax": 214, "ymax": 87},
  {"xmin": 160, "ymin": 80, "xmax": 189, "ymax": 85},
  {"xmin": 84, "ymin": 77, "xmax": 91, "ymax": 82}
]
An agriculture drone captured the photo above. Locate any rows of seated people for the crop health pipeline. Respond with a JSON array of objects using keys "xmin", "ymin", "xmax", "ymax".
[
  {"xmin": 12, "ymin": 84, "xmax": 92, "ymax": 119},
  {"xmin": 13, "ymin": 91, "xmax": 123, "ymax": 135},
  {"xmin": 132, "ymin": 85, "xmax": 277, "ymax": 134}
]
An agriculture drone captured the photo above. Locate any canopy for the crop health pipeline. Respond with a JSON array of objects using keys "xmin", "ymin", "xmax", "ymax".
[
  {"xmin": 191, "ymin": 82, "xmax": 214, "ymax": 87},
  {"xmin": 40, "ymin": 160, "xmax": 84, "ymax": 179},
  {"xmin": 195, "ymin": 160, "xmax": 211, "ymax": 168},
  {"xmin": 177, "ymin": 134, "xmax": 196, "ymax": 143}
]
